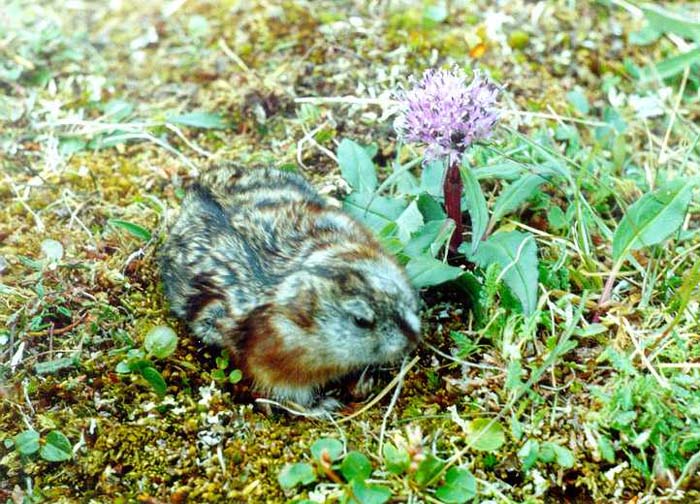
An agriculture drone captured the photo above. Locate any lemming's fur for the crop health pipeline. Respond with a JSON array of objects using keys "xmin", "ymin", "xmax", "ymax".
[{"xmin": 160, "ymin": 167, "xmax": 420, "ymax": 407}]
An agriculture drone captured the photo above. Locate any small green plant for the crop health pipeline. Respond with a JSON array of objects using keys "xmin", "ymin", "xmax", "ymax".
[
  {"xmin": 115, "ymin": 325, "xmax": 178, "ymax": 397},
  {"xmin": 211, "ymin": 349, "xmax": 243, "ymax": 384},
  {"xmin": 9, "ymin": 429, "xmax": 73, "ymax": 462}
]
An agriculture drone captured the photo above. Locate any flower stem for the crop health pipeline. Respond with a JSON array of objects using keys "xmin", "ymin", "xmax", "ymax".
[{"xmin": 443, "ymin": 160, "xmax": 463, "ymax": 253}]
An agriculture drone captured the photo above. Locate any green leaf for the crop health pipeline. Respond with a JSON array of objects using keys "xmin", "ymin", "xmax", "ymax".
[
  {"xmin": 460, "ymin": 164, "xmax": 488, "ymax": 255},
  {"xmin": 337, "ymin": 139, "xmax": 378, "ymax": 193},
  {"xmin": 420, "ymin": 160, "xmax": 446, "ymax": 197},
  {"xmin": 395, "ymin": 200, "xmax": 424, "ymax": 244},
  {"xmin": 403, "ymin": 219, "xmax": 454, "ymax": 258},
  {"xmin": 102, "ymin": 99, "xmax": 134, "ymax": 121},
  {"xmin": 489, "ymin": 174, "xmax": 548, "ymax": 226},
  {"xmin": 229, "ymin": 369, "xmax": 243, "ymax": 384},
  {"xmin": 108, "ymin": 219, "xmax": 152, "ymax": 241},
  {"xmin": 518, "ymin": 439, "xmax": 540, "ymax": 471},
  {"xmin": 551, "ymin": 444, "xmax": 575, "ymax": 468},
  {"xmin": 382, "ymin": 443, "xmax": 410, "ymax": 475},
  {"xmin": 141, "ymin": 366, "xmax": 167, "ymax": 397},
  {"xmin": 343, "ymin": 192, "xmax": 407, "ymax": 234},
  {"xmin": 405, "ymin": 256, "xmax": 463, "ymax": 288},
  {"xmin": 566, "ymin": 89, "xmax": 590, "ymax": 115},
  {"xmin": 144, "ymin": 325, "xmax": 178, "ymax": 359},
  {"xmin": 34, "ymin": 357, "xmax": 76, "ymax": 375},
  {"xmin": 340, "ymin": 451, "xmax": 372, "ymax": 482},
  {"xmin": 278, "ymin": 462, "xmax": 317, "ymax": 489},
  {"xmin": 467, "ymin": 418, "xmax": 506, "ymax": 452},
  {"xmin": 167, "ymin": 111, "xmax": 227, "ymax": 129},
  {"xmin": 14, "ymin": 430, "xmax": 40, "ymax": 456},
  {"xmin": 435, "ymin": 467, "xmax": 477, "ymax": 503},
  {"xmin": 416, "ymin": 193, "xmax": 446, "ymax": 221},
  {"xmin": 598, "ymin": 436, "xmax": 616, "ymax": 463},
  {"xmin": 466, "ymin": 231, "xmax": 539, "ymax": 315},
  {"xmin": 310, "ymin": 438, "xmax": 343, "ymax": 462},
  {"xmin": 640, "ymin": 47, "xmax": 700, "ymax": 83},
  {"xmin": 642, "ymin": 4, "xmax": 700, "ymax": 41},
  {"xmin": 39, "ymin": 431, "xmax": 72, "ymax": 462},
  {"xmin": 612, "ymin": 179, "xmax": 695, "ymax": 263},
  {"xmin": 414, "ymin": 453, "xmax": 445, "ymax": 487},
  {"xmin": 349, "ymin": 480, "xmax": 392, "ymax": 504}
]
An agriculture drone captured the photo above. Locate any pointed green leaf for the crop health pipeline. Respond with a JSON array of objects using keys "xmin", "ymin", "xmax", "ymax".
[
  {"xmin": 343, "ymin": 192, "xmax": 407, "ymax": 234},
  {"xmin": 141, "ymin": 366, "xmax": 167, "ymax": 397},
  {"xmin": 640, "ymin": 47, "xmax": 700, "ymax": 83},
  {"xmin": 612, "ymin": 179, "xmax": 695, "ymax": 262},
  {"xmin": 405, "ymin": 256, "xmax": 463, "ymax": 288},
  {"xmin": 395, "ymin": 200, "xmax": 424, "ymax": 244},
  {"xmin": 466, "ymin": 231, "xmax": 539, "ymax": 314},
  {"xmin": 642, "ymin": 5, "xmax": 700, "ymax": 40},
  {"xmin": 382, "ymin": 443, "xmax": 410, "ymax": 475},
  {"xmin": 460, "ymin": 164, "xmax": 488, "ymax": 255},
  {"xmin": 167, "ymin": 111, "xmax": 227, "ymax": 129},
  {"xmin": 490, "ymin": 174, "xmax": 547, "ymax": 225},
  {"xmin": 337, "ymin": 139, "xmax": 378, "ymax": 193},
  {"xmin": 108, "ymin": 219, "xmax": 152, "ymax": 241}
]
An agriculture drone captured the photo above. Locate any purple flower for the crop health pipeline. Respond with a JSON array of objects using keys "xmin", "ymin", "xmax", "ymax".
[{"xmin": 395, "ymin": 67, "xmax": 499, "ymax": 162}]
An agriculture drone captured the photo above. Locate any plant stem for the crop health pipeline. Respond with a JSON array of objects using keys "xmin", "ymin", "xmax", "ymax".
[{"xmin": 443, "ymin": 160, "xmax": 463, "ymax": 253}]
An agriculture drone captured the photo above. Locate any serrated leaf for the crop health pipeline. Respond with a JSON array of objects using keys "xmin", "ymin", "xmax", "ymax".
[
  {"xmin": 349, "ymin": 480, "xmax": 392, "ymax": 504},
  {"xmin": 340, "ymin": 451, "xmax": 372, "ymax": 482},
  {"xmin": 395, "ymin": 200, "xmax": 424, "ymax": 244},
  {"xmin": 310, "ymin": 438, "xmax": 343, "ymax": 462},
  {"xmin": 490, "ymin": 174, "xmax": 548, "ymax": 226},
  {"xmin": 167, "ymin": 111, "xmax": 227, "ymax": 129},
  {"xmin": 466, "ymin": 231, "xmax": 539, "ymax": 315},
  {"xmin": 141, "ymin": 366, "xmax": 167, "ymax": 397},
  {"xmin": 39, "ymin": 431, "xmax": 72, "ymax": 462},
  {"xmin": 343, "ymin": 192, "xmax": 407, "ymax": 234},
  {"xmin": 14, "ymin": 430, "xmax": 40, "ymax": 456},
  {"xmin": 613, "ymin": 179, "xmax": 695, "ymax": 262},
  {"xmin": 382, "ymin": 443, "xmax": 410, "ymax": 475},
  {"xmin": 405, "ymin": 256, "xmax": 463, "ymax": 288},
  {"xmin": 460, "ymin": 164, "xmax": 488, "ymax": 255},
  {"xmin": 278, "ymin": 462, "xmax": 317, "ymax": 489},
  {"xmin": 144, "ymin": 325, "xmax": 178, "ymax": 359},
  {"xmin": 435, "ymin": 467, "xmax": 477, "ymax": 503},
  {"xmin": 467, "ymin": 418, "xmax": 506, "ymax": 452},
  {"xmin": 108, "ymin": 219, "xmax": 152, "ymax": 241},
  {"xmin": 414, "ymin": 453, "xmax": 445, "ymax": 487},
  {"xmin": 337, "ymin": 139, "xmax": 377, "ymax": 193}
]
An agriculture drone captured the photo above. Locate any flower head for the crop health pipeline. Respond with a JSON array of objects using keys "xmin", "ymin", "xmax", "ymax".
[{"xmin": 395, "ymin": 67, "xmax": 499, "ymax": 162}]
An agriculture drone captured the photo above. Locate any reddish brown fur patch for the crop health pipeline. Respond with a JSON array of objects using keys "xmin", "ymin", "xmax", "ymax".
[{"xmin": 236, "ymin": 305, "xmax": 343, "ymax": 389}]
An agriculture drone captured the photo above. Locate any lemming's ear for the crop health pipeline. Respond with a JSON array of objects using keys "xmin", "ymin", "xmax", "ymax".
[{"xmin": 341, "ymin": 298, "xmax": 376, "ymax": 329}]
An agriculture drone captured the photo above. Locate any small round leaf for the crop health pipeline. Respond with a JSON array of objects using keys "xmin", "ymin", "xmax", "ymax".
[
  {"xmin": 144, "ymin": 325, "xmax": 178, "ymax": 359},
  {"xmin": 435, "ymin": 467, "xmax": 477, "ymax": 503},
  {"xmin": 340, "ymin": 451, "xmax": 372, "ymax": 482},
  {"xmin": 278, "ymin": 462, "xmax": 317, "ymax": 489},
  {"xmin": 310, "ymin": 438, "xmax": 343, "ymax": 462},
  {"xmin": 14, "ymin": 430, "xmax": 40, "ymax": 456},
  {"xmin": 350, "ymin": 480, "xmax": 391, "ymax": 504},
  {"xmin": 39, "ymin": 431, "xmax": 72, "ymax": 462},
  {"xmin": 382, "ymin": 443, "xmax": 410, "ymax": 475},
  {"xmin": 467, "ymin": 418, "xmax": 505, "ymax": 452}
]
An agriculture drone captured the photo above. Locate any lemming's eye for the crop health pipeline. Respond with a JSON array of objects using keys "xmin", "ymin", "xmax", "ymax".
[{"xmin": 353, "ymin": 315, "xmax": 374, "ymax": 329}]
